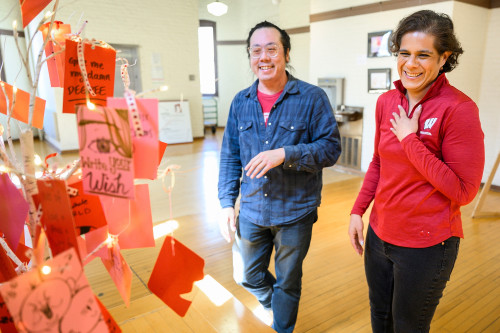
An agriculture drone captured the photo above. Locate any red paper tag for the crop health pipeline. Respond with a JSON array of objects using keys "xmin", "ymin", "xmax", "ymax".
[
  {"xmin": 159, "ymin": 141, "xmax": 167, "ymax": 163},
  {"xmin": 39, "ymin": 21, "xmax": 71, "ymax": 87},
  {"xmin": 20, "ymin": 0, "xmax": 52, "ymax": 28},
  {"xmin": 95, "ymin": 297, "xmax": 122, "ymax": 332},
  {"xmin": 68, "ymin": 180, "xmax": 107, "ymax": 234},
  {"xmin": 63, "ymin": 39, "xmax": 115, "ymax": 113},
  {"xmin": 100, "ymin": 184, "xmax": 155, "ymax": 249},
  {"xmin": 148, "ymin": 236, "xmax": 205, "ymax": 316},
  {"xmin": 37, "ymin": 179, "xmax": 80, "ymax": 260},
  {"xmin": 0, "ymin": 294, "xmax": 17, "ymax": 333},
  {"xmin": 102, "ymin": 244, "xmax": 132, "ymax": 306},
  {"xmin": 0, "ymin": 173, "xmax": 29, "ymax": 252},
  {"xmin": 0, "ymin": 247, "xmax": 16, "ymax": 283}
]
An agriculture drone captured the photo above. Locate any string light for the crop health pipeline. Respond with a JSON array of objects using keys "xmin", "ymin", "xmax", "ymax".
[
  {"xmin": 86, "ymin": 100, "xmax": 96, "ymax": 110},
  {"xmin": 0, "ymin": 165, "xmax": 8, "ymax": 173},
  {"xmin": 44, "ymin": 11, "xmax": 53, "ymax": 19},
  {"xmin": 12, "ymin": 20, "xmax": 17, "ymax": 30},
  {"xmin": 34, "ymin": 154, "xmax": 42, "ymax": 166},
  {"xmin": 41, "ymin": 265, "xmax": 52, "ymax": 275},
  {"xmin": 105, "ymin": 234, "xmax": 115, "ymax": 248}
]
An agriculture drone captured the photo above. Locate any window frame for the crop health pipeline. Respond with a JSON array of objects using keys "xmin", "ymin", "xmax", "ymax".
[{"xmin": 199, "ymin": 20, "xmax": 219, "ymax": 97}]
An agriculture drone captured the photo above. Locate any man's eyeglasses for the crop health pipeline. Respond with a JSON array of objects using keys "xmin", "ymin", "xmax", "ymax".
[{"xmin": 248, "ymin": 44, "xmax": 280, "ymax": 58}]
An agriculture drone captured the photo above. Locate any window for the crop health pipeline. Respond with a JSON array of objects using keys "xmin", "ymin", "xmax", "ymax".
[{"xmin": 198, "ymin": 20, "xmax": 218, "ymax": 96}]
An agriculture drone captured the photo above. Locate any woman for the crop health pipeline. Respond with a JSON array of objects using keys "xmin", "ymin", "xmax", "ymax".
[{"xmin": 348, "ymin": 10, "xmax": 484, "ymax": 332}]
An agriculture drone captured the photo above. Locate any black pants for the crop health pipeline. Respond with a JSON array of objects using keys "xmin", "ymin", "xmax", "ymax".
[{"xmin": 365, "ymin": 225, "xmax": 460, "ymax": 333}]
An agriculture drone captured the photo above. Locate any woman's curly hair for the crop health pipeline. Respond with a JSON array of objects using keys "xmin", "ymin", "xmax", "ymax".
[{"xmin": 390, "ymin": 10, "xmax": 464, "ymax": 73}]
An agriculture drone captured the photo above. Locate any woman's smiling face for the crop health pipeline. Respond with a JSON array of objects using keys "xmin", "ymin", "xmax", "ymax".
[{"xmin": 397, "ymin": 31, "xmax": 450, "ymax": 100}]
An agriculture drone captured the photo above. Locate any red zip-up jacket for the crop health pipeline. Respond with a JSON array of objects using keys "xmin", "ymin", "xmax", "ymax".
[{"xmin": 351, "ymin": 74, "xmax": 485, "ymax": 247}]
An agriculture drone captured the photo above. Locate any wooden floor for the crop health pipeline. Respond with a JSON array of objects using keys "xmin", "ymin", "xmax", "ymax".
[{"xmin": 34, "ymin": 129, "xmax": 500, "ymax": 332}]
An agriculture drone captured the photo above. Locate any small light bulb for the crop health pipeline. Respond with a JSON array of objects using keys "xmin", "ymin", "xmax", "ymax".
[
  {"xmin": 87, "ymin": 101, "xmax": 96, "ymax": 110},
  {"xmin": 12, "ymin": 85, "xmax": 17, "ymax": 94},
  {"xmin": 12, "ymin": 20, "xmax": 17, "ymax": 30},
  {"xmin": 105, "ymin": 234, "xmax": 114, "ymax": 248},
  {"xmin": 34, "ymin": 154, "xmax": 42, "ymax": 166},
  {"xmin": 44, "ymin": 11, "xmax": 52, "ymax": 19},
  {"xmin": 0, "ymin": 165, "xmax": 8, "ymax": 173},
  {"xmin": 41, "ymin": 265, "xmax": 51, "ymax": 275},
  {"xmin": 160, "ymin": 85, "xmax": 169, "ymax": 92}
]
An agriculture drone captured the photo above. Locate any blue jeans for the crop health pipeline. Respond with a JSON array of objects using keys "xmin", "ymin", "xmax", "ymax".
[
  {"xmin": 365, "ymin": 225, "xmax": 460, "ymax": 333},
  {"xmin": 233, "ymin": 210, "xmax": 316, "ymax": 333}
]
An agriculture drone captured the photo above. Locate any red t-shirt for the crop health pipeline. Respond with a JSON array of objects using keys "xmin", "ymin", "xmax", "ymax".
[
  {"xmin": 351, "ymin": 74, "xmax": 484, "ymax": 248},
  {"xmin": 257, "ymin": 90, "xmax": 282, "ymax": 126}
]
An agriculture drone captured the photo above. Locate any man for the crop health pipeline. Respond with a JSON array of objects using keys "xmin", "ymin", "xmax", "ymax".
[{"xmin": 218, "ymin": 21, "xmax": 341, "ymax": 333}]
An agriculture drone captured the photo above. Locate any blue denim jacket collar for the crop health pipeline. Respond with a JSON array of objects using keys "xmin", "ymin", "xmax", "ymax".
[{"xmin": 244, "ymin": 71, "xmax": 300, "ymax": 102}]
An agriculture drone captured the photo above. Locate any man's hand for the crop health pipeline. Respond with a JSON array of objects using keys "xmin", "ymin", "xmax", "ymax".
[
  {"xmin": 390, "ymin": 105, "xmax": 422, "ymax": 142},
  {"xmin": 348, "ymin": 214, "xmax": 365, "ymax": 256},
  {"xmin": 219, "ymin": 207, "xmax": 236, "ymax": 243},
  {"xmin": 244, "ymin": 148, "xmax": 285, "ymax": 179}
]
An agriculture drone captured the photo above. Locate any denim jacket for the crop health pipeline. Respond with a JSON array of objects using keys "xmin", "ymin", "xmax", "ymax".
[{"xmin": 218, "ymin": 73, "xmax": 341, "ymax": 226}]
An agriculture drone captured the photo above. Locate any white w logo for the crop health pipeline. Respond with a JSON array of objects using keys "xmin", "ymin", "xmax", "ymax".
[{"xmin": 424, "ymin": 118, "xmax": 437, "ymax": 130}]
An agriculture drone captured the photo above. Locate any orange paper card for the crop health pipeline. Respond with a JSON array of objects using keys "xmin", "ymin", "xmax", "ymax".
[
  {"xmin": 37, "ymin": 179, "xmax": 80, "ymax": 260},
  {"xmin": 0, "ymin": 174, "xmax": 29, "ymax": 251},
  {"xmin": 100, "ymin": 184, "xmax": 155, "ymax": 249},
  {"xmin": 63, "ymin": 39, "xmax": 115, "ymax": 113},
  {"xmin": 39, "ymin": 21, "xmax": 71, "ymax": 87},
  {"xmin": 107, "ymin": 97, "xmax": 160, "ymax": 180},
  {"xmin": 148, "ymin": 236, "xmax": 205, "ymax": 317},
  {"xmin": 0, "ymin": 247, "xmax": 108, "ymax": 332},
  {"xmin": 0, "ymin": 81, "xmax": 46, "ymax": 129},
  {"xmin": 20, "ymin": 0, "xmax": 52, "ymax": 28},
  {"xmin": 102, "ymin": 244, "xmax": 132, "ymax": 307}
]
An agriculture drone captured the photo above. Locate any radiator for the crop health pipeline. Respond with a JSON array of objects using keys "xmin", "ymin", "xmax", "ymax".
[{"xmin": 338, "ymin": 135, "xmax": 362, "ymax": 169}]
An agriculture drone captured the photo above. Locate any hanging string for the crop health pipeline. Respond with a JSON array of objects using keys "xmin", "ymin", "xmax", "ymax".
[
  {"xmin": 77, "ymin": 39, "xmax": 96, "ymax": 97},
  {"xmin": 0, "ymin": 237, "xmax": 27, "ymax": 274},
  {"xmin": 159, "ymin": 164, "xmax": 181, "ymax": 254},
  {"xmin": 117, "ymin": 57, "xmax": 145, "ymax": 137}
]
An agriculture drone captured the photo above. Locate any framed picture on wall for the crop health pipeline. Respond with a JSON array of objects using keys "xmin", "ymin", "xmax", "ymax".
[
  {"xmin": 368, "ymin": 68, "xmax": 391, "ymax": 93},
  {"xmin": 367, "ymin": 30, "xmax": 392, "ymax": 57}
]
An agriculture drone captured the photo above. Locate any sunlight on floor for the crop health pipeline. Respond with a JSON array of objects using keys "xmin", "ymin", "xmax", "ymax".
[
  {"xmin": 194, "ymin": 274, "xmax": 233, "ymax": 307},
  {"xmin": 252, "ymin": 304, "xmax": 273, "ymax": 326},
  {"xmin": 153, "ymin": 219, "xmax": 179, "ymax": 239}
]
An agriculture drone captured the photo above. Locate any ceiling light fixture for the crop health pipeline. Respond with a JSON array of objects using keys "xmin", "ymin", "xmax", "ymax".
[{"xmin": 207, "ymin": 0, "xmax": 228, "ymax": 16}]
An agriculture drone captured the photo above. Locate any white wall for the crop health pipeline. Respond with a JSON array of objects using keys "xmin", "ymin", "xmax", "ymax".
[
  {"xmin": 477, "ymin": 8, "xmax": 500, "ymax": 186},
  {"xmin": 449, "ymin": 2, "xmax": 489, "ymax": 103},
  {"xmin": 311, "ymin": 0, "xmax": 391, "ymax": 14},
  {"xmin": 42, "ymin": 0, "xmax": 204, "ymax": 143}
]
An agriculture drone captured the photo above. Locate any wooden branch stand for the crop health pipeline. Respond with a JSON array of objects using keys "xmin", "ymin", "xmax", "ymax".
[{"xmin": 472, "ymin": 152, "xmax": 500, "ymax": 218}]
